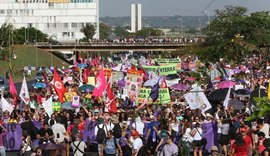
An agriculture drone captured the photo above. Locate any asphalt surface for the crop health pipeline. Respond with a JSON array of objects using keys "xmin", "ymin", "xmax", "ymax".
[{"xmin": 14, "ymin": 80, "xmax": 35, "ymax": 93}]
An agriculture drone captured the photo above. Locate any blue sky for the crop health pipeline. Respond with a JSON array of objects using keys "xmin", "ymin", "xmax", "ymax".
[{"xmin": 100, "ymin": 0, "xmax": 270, "ymax": 17}]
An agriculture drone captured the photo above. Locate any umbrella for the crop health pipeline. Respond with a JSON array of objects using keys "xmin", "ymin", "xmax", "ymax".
[
  {"xmin": 32, "ymin": 82, "xmax": 46, "ymax": 89},
  {"xmin": 186, "ymin": 77, "xmax": 196, "ymax": 81},
  {"xmin": 37, "ymin": 143, "xmax": 65, "ymax": 150},
  {"xmin": 235, "ymin": 89, "xmax": 251, "ymax": 96},
  {"xmin": 170, "ymin": 84, "xmax": 189, "ymax": 91},
  {"xmin": 61, "ymin": 102, "xmax": 73, "ymax": 110},
  {"xmin": 117, "ymin": 79, "xmax": 126, "ymax": 88},
  {"xmin": 250, "ymin": 89, "xmax": 267, "ymax": 104},
  {"xmin": 216, "ymin": 80, "xmax": 236, "ymax": 89},
  {"xmin": 144, "ymin": 79, "xmax": 158, "ymax": 87},
  {"xmin": 166, "ymin": 74, "xmax": 180, "ymax": 80},
  {"xmin": 228, "ymin": 99, "xmax": 245, "ymax": 110},
  {"xmin": 78, "ymin": 84, "xmax": 94, "ymax": 92},
  {"xmin": 208, "ymin": 88, "xmax": 234, "ymax": 103},
  {"xmin": 78, "ymin": 63, "xmax": 88, "ymax": 69}
]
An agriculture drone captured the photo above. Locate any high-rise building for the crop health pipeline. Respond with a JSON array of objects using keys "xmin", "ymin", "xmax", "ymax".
[
  {"xmin": 137, "ymin": 4, "xmax": 142, "ymax": 31},
  {"xmin": 130, "ymin": 4, "xmax": 136, "ymax": 33},
  {"xmin": 130, "ymin": 3, "xmax": 142, "ymax": 33},
  {"xmin": 0, "ymin": 0, "xmax": 99, "ymax": 42}
]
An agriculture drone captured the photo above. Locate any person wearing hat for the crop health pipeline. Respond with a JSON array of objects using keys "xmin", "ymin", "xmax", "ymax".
[
  {"xmin": 145, "ymin": 115, "xmax": 160, "ymax": 154},
  {"xmin": 131, "ymin": 130, "xmax": 143, "ymax": 156},
  {"xmin": 203, "ymin": 113, "xmax": 215, "ymax": 154},
  {"xmin": 211, "ymin": 146, "xmax": 222, "ymax": 156}
]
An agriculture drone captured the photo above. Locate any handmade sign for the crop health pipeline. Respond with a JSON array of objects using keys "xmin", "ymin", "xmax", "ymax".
[
  {"xmin": 52, "ymin": 102, "xmax": 61, "ymax": 112},
  {"xmin": 137, "ymin": 88, "xmax": 170, "ymax": 104},
  {"xmin": 142, "ymin": 65, "xmax": 177, "ymax": 75}
]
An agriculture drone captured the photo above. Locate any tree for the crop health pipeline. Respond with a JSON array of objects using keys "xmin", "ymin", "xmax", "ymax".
[
  {"xmin": 99, "ymin": 23, "xmax": 111, "ymax": 40},
  {"xmin": 80, "ymin": 24, "xmax": 96, "ymax": 42},
  {"xmin": 135, "ymin": 28, "xmax": 162, "ymax": 38},
  {"xmin": 15, "ymin": 27, "xmax": 48, "ymax": 44},
  {"xmin": 114, "ymin": 27, "xmax": 130, "ymax": 38},
  {"xmin": 202, "ymin": 6, "xmax": 270, "ymax": 63},
  {"xmin": 246, "ymin": 97, "xmax": 270, "ymax": 121},
  {"xmin": 0, "ymin": 22, "xmax": 16, "ymax": 48}
]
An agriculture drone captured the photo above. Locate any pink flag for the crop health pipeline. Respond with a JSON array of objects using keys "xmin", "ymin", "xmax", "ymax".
[
  {"xmin": 92, "ymin": 69, "xmax": 107, "ymax": 97},
  {"xmin": 9, "ymin": 75, "xmax": 17, "ymax": 95}
]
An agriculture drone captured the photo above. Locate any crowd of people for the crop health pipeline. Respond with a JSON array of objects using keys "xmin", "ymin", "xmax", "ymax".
[{"xmin": 0, "ymin": 52, "xmax": 270, "ymax": 156}]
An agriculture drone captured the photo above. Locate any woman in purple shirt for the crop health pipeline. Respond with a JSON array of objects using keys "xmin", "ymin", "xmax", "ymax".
[{"xmin": 0, "ymin": 124, "xmax": 8, "ymax": 156}]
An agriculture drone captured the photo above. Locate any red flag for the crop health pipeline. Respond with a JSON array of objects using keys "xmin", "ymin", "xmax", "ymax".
[
  {"xmin": 53, "ymin": 69, "xmax": 66, "ymax": 103},
  {"xmin": 107, "ymin": 83, "xmax": 117, "ymax": 113},
  {"xmin": 9, "ymin": 75, "xmax": 17, "ymax": 95},
  {"xmin": 92, "ymin": 69, "xmax": 107, "ymax": 97}
]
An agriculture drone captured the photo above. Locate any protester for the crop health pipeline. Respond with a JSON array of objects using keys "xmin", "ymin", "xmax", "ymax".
[
  {"xmin": 71, "ymin": 134, "xmax": 87, "ymax": 156},
  {"xmin": 131, "ymin": 130, "xmax": 143, "ymax": 156}
]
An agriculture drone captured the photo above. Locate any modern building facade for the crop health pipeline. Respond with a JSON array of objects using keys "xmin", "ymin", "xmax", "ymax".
[
  {"xmin": 130, "ymin": 3, "xmax": 142, "ymax": 33},
  {"xmin": 0, "ymin": 0, "xmax": 99, "ymax": 42}
]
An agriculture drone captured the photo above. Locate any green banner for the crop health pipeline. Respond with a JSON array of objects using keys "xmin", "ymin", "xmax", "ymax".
[
  {"xmin": 137, "ymin": 88, "xmax": 171, "ymax": 104},
  {"xmin": 53, "ymin": 102, "xmax": 61, "ymax": 112},
  {"xmin": 155, "ymin": 58, "xmax": 181, "ymax": 70},
  {"xmin": 155, "ymin": 58, "xmax": 181, "ymax": 63},
  {"xmin": 142, "ymin": 65, "xmax": 177, "ymax": 75}
]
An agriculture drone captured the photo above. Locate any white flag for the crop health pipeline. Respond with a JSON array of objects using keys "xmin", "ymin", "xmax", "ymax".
[
  {"xmin": 43, "ymin": 97, "xmax": 53, "ymax": 117},
  {"xmin": 19, "ymin": 76, "xmax": 30, "ymax": 104},
  {"xmin": 2, "ymin": 97, "xmax": 14, "ymax": 113},
  {"xmin": 223, "ymin": 87, "xmax": 231, "ymax": 110}
]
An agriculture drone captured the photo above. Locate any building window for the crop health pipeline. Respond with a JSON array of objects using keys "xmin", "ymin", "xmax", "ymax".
[
  {"xmin": 71, "ymin": 23, "xmax": 77, "ymax": 28},
  {"xmin": 0, "ymin": 10, "xmax": 5, "ymax": 14},
  {"xmin": 48, "ymin": 3, "xmax": 54, "ymax": 8},
  {"xmin": 7, "ymin": 10, "xmax": 12, "ymax": 15},
  {"xmin": 64, "ymin": 23, "xmax": 69, "ymax": 28},
  {"xmin": 62, "ymin": 32, "xmax": 70, "ymax": 38}
]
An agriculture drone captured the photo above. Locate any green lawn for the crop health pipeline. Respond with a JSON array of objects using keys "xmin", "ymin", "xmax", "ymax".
[{"xmin": 0, "ymin": 45, "xmax": 69, "ymax": 82}]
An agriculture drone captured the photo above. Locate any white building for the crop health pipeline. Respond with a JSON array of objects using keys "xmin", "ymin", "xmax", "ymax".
[
  {"xmin": 130, "ymin": 3, "xmax": 142, "ymax": 33},
  {"xmin": 0, "ymin": 0, "xmax": 99, "ymax": 42}
]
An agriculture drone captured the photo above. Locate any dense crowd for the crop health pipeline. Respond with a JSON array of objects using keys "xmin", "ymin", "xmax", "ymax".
[{"xmin": 0, "ymin": 52, "xmax": 270, "ymax": 156}]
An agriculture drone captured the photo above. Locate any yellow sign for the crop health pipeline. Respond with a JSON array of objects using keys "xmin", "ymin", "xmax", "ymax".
[{"xmin": 87, "ymin": 77, "xmax": 95, "ymax": 86}]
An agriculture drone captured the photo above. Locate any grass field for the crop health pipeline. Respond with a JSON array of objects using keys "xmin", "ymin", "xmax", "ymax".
[{"xmin": 0, "ymin": 45, "xmax": 69, "ymax": 82}]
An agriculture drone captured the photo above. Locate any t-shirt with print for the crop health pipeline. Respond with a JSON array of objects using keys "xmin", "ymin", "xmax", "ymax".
[{"xmin": 104, "ymin": 137, "xmax": 119, "ymax": 155}]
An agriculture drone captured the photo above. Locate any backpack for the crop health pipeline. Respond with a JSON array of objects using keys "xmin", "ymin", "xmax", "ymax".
[
  {"xmin": 112, "ymin": 123, "xmax": 122, "ymax": 139},
  {"xmin": 104, "ymin": 137, "xmax": 117, "ymax": 155},
  {"xmin": 96, "ymin": 124, "xmax": 106, "ymax": 144}
]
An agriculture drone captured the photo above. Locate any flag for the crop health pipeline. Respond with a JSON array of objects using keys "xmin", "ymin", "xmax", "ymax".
[
  {"xmin": 42, "ymin": 97, "xmax": 53, "ymax": 117},
  {"xmin": 150, "ymin": 81, "xmax": 160, "ymax": 102},
  {"xmin": 19, "ymin": 76, "xmax": 30, "ymax": 104},
  {"xmin": 9, "ymin": 75, "xmax": 17, "ymax": 95},
  {"xmin": 1, "ymin": 97, "xmax": 14, "ymax": 113},
  {"xmin": 160, "ymin": 76, "xmax": 168, "ymax": 88},
  {"xmin": 107, "ymin": 83, "xmax": 117, "ymax": 113},
  {"xmin": 223, "ymin": 87, "xmax": 231, "ymax": 110},
  {"xmin": 53, "ymin": 69, "xmax": 66, "ymax": 103},
  {"xmin": 268, "ymin": 80, "xmax": 270, "ymax": 99},
  {"xmin": 92, "ymin": 69, "xmax": 107, "ymax": 97},
  {"xmin": 29, "ymin": 100, "xmax": 37, "ymax": 109}
]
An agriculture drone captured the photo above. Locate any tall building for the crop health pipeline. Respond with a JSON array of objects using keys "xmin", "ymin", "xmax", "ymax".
[
  {"xmin": 130, "ymin": 3, "xmax": 142, "ymax": 33},
  {"xmin": 0, "ymin": 0, "xmax": 99, "ymax": 42}
]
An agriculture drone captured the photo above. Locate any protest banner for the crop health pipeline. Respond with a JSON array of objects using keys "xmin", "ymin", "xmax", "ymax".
[
  {"xmin": 137, "ymin": 88, "xmax": 170, "ymax": 104},
  {"xmin": 3, "ymin": 124, "xmax": 22, "ymax": 151},
  {"xmin": 52, "ymin": 102, "xmax": 61, "ymax": 112},
  {"xmin": 142, "ymin": 65, "xmax": 177, "ymax": 75},
  {"xmin": 155, "ymin": 58, "xmax": 181, "ymax": 70},
  {"xmin": 87, "ymin": 77, "xmax": 96, "ymax": 86}
]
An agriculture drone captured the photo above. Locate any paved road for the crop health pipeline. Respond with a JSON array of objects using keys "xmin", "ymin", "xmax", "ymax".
[{"xmin": 14, "ymin": 80, "xmax": 35, "ymax": 92}]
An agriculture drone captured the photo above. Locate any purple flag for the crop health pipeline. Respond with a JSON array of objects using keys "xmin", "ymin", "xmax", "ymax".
[
  {"xmin": 150, "ymin": 82, "xmax": 159, "ymax": 102},
  {"xmin": 202, "ymin": 122, "xmax": 215, "ymax": 153}
]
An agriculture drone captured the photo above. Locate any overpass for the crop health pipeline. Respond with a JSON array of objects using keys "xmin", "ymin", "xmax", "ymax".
[{"xmin": 35, "ymin": 42, "xmax": 189, "ymax": 52}]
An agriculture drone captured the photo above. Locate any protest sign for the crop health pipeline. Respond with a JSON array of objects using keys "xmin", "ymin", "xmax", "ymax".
[
  {"xmin": 52, "ymin": 102, "xmax": 61, "ymax": 112},
  {"xmin": 142, "ymin": 65, "xmax": 177, "ymax": 75},
  {"xmin": 137, "ymin": 88, "xmax": 170, "ymax": 104},
  {"xmin": 87, "ymin": 77, "xmax": 96, "ymax": 86},
  {"xmin": 3, "ymin": 124, "xmax": 22, "ymax": 151},
  {"xmin": 155, "ymin": 58, "xmax": 181, "ymax": 70}
]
